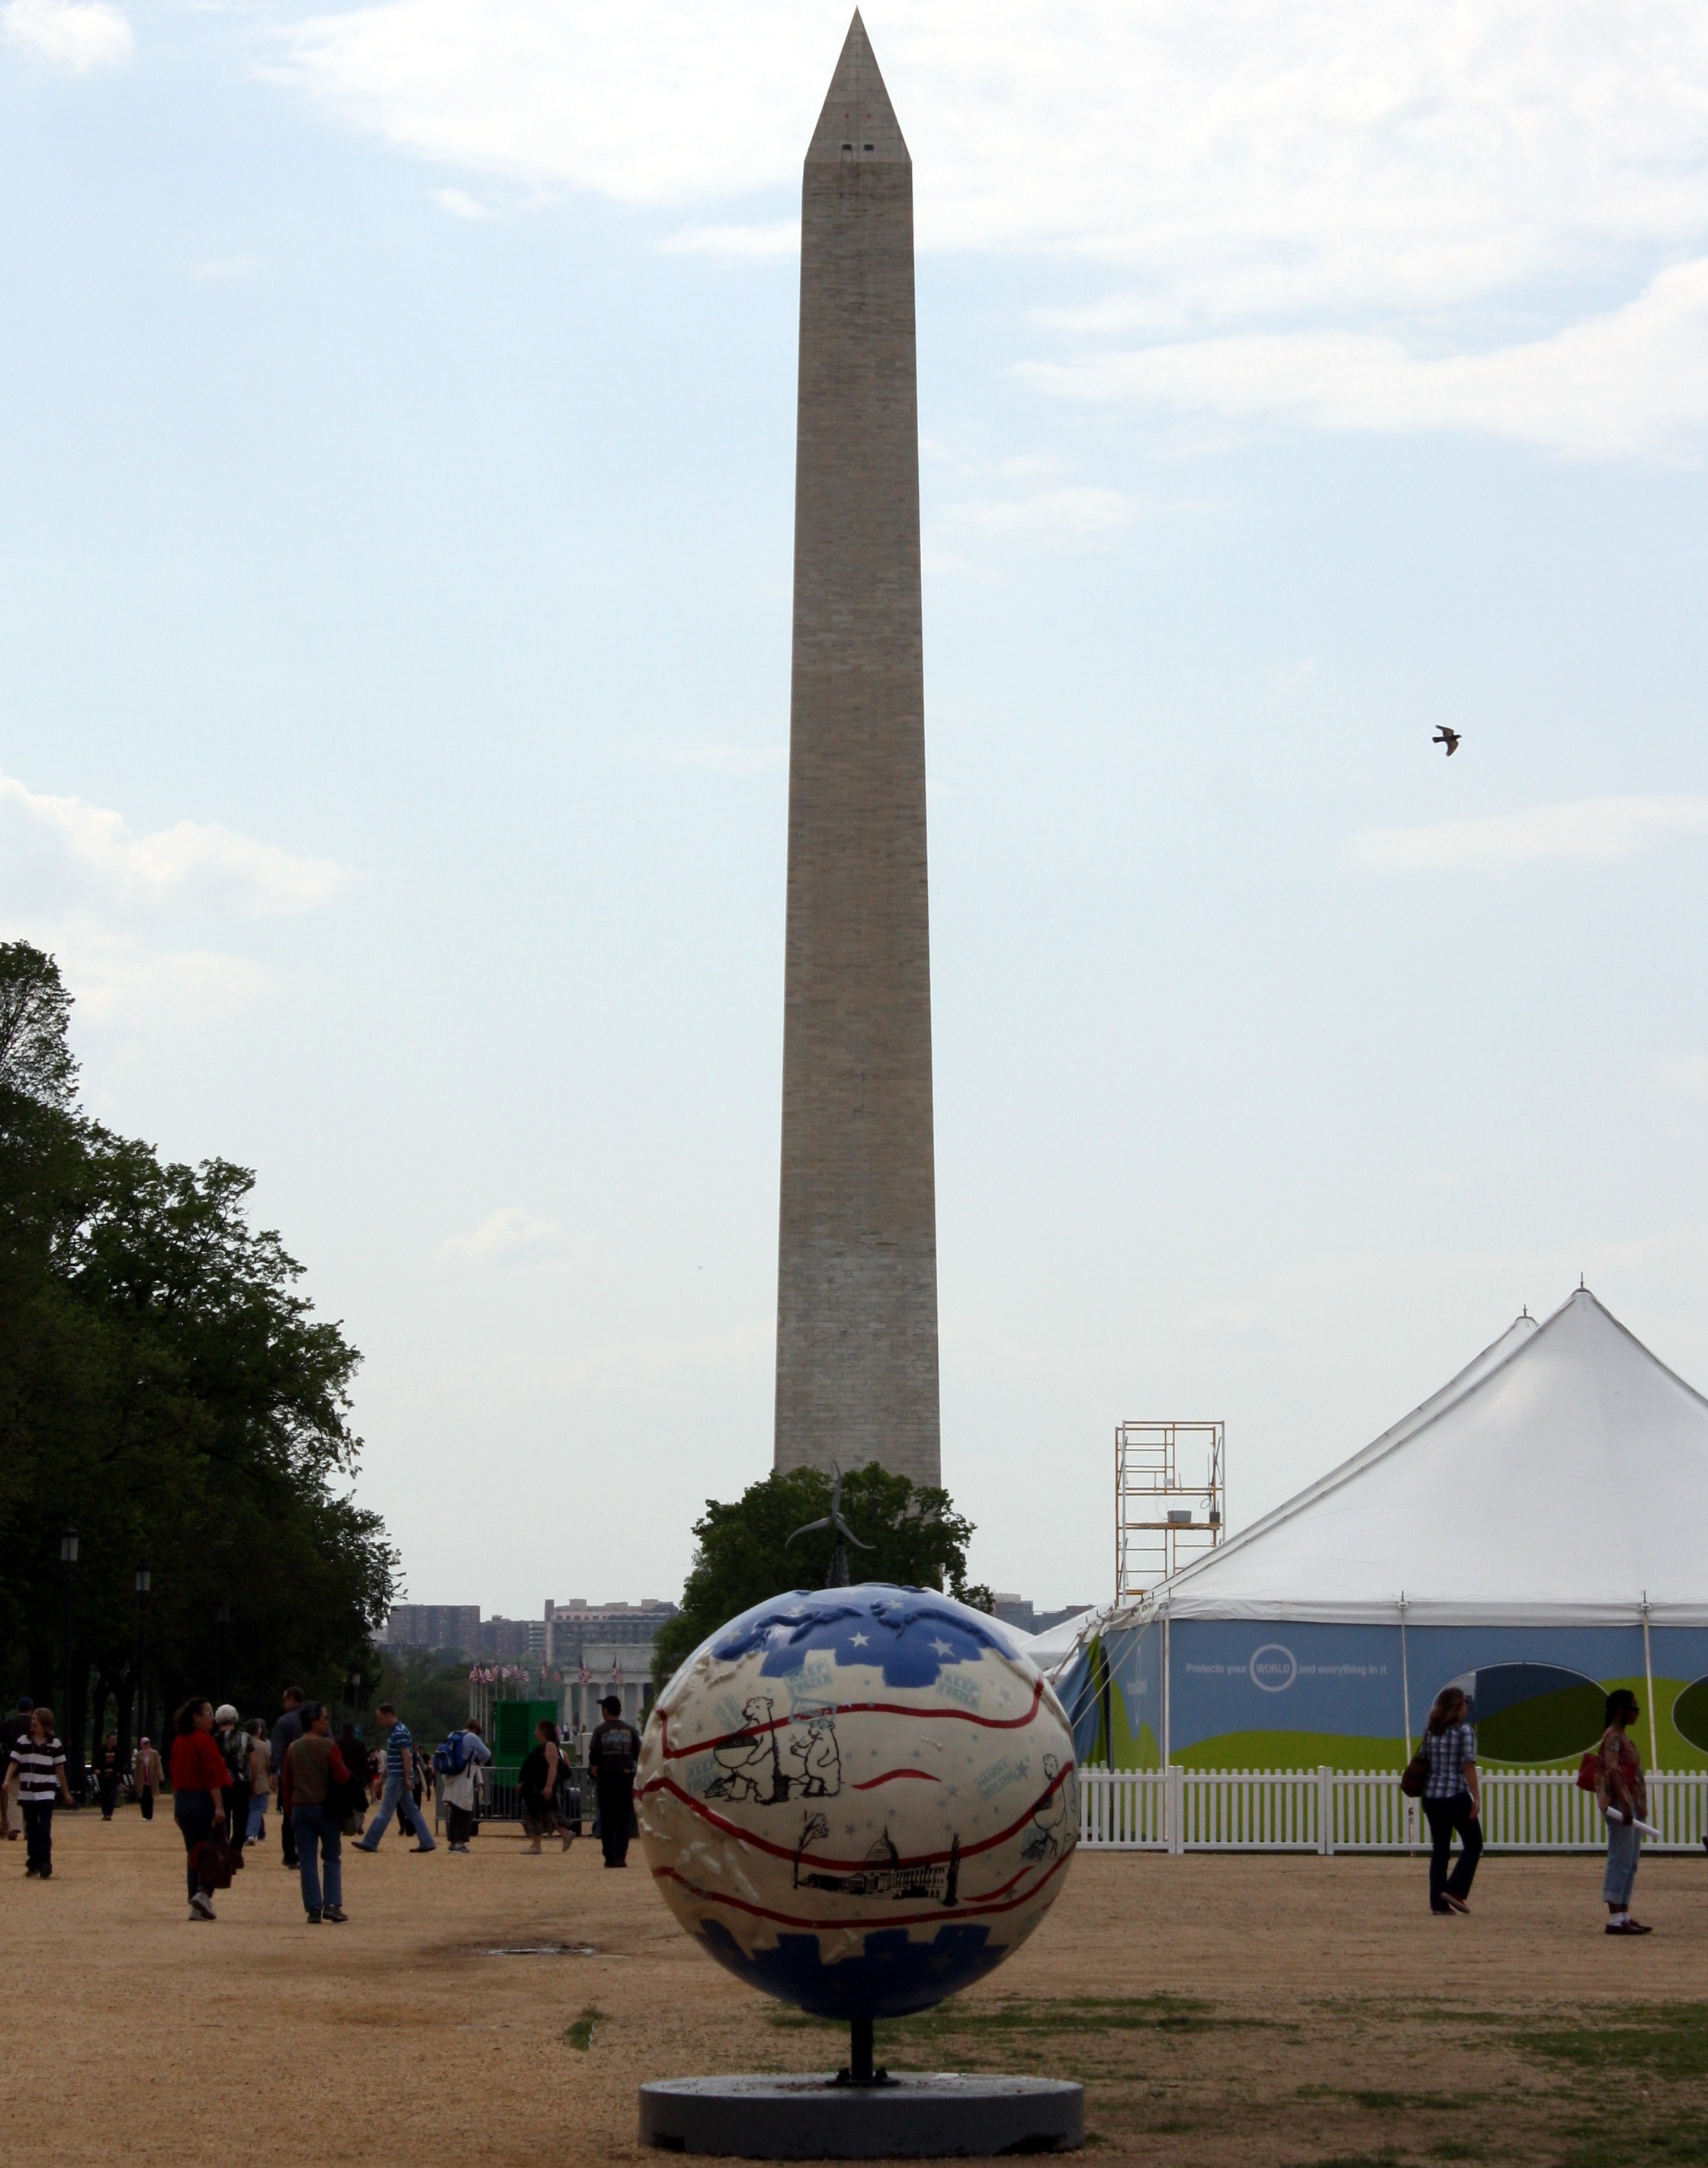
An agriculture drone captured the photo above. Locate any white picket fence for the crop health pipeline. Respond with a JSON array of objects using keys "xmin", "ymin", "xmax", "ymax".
[{"xmin": 1077, "ymin": 1766, "xmax": 1708, "ymax": 1855}]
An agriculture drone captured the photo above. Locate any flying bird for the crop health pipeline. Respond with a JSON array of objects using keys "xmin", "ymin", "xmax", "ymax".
[{"xmin": 1433, "ymin": 727, "xmax": 1461, "ymax": 756}]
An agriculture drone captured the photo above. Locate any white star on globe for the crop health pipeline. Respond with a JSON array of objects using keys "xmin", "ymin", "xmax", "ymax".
[
  {"xmin": 929, "ymin": 1637, "xmax": 955, "ymax": 1657},
  {"xmin": 849, "ymin": 1632, "xmax": 869, "ymax": 1646}
]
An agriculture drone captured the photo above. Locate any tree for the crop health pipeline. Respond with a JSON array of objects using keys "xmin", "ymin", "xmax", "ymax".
[
  {"xmin": 372, "ymin": 1647, "xmax": 474, "ymax": 1749},
  {"xmin": 653, "ymin": 1463, "xmax": 993, "ymax": 1682},
  {"xmin": 0, "ymin": 943, "xmax": 398, "ymax": 1757},
  {"xmin": 0, "ymin": 943, "xmax": 77, "ymax": 1109}
]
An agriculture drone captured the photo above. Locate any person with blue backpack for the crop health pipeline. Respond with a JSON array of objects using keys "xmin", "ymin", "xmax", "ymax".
[{"xmin": 434, "ymin": 1719, "xmax": 491, "ymax": 1853}]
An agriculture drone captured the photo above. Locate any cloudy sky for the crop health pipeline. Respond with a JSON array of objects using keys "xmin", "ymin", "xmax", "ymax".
[{"xmin": 7, "ymin": 1, "xmax": 1708, "ymax": 1620}]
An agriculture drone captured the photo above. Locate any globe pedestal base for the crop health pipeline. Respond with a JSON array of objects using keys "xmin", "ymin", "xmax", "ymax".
[{"xmin": 637, "ymin": 2073, "xmax": 1084, "ymax": 2157}]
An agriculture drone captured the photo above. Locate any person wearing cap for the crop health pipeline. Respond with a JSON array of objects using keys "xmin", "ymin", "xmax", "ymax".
[
  {"xmin": 586, "ymin": 1695, "xmax": 642, "ymax": 1869},
  {"xmin": 214, "ymin": 1704, "xmax": 258, "ymax": 1866}
]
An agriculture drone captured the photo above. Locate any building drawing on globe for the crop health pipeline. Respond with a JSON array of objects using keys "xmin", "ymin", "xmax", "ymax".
[
  {"xmin": 637, "ymin": 1585, "xmax": 1078, "ymax": 2020},
  {"xmin": 773, "ymin": 12, "xmax": 941, "ymax": 1489}
]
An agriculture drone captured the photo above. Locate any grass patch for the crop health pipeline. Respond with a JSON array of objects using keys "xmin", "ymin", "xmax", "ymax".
[
  {"xmin": 1294, "ymin": 2086, "xmax": 1475, "ymax": 2113},
  {"xmin": 1556, "ymin": 2114, "xmax": 1708, "ymax": 2168},
  {"xmin": 766, "ymin": 1993, "xmax": 1257, "ymax": 2043},
  {"xmin": 1514, "ymin": 2003, "xmax": 1708, "ymax": 2082},
  {"xmin": 560, "ymin": 2006, "xmax": 601, "ymax": 2051}
]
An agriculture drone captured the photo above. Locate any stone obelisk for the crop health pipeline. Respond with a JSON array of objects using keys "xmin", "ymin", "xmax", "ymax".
[{"xmin": 773, "ymin": 13, "xmax": 940, "ymax": 1489}]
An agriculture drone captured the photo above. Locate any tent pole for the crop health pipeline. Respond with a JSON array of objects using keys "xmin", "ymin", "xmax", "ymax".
[
  {"xmin": 1642, "ymin": 1595, "xmax": 1659, "ymax": 1773},
  {"xmin": 1162, "ymin": 1609, "xmax": 1171, "ymax": 1771},
  {"xmin": 1398, "ymin": 1595, "xmax": 1412, "ymax": 1760}
]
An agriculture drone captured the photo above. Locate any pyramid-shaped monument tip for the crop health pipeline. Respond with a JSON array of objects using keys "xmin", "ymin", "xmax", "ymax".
[{"xmin": 807, "ymin": 8, "xmax": 909, "ymax": 165}]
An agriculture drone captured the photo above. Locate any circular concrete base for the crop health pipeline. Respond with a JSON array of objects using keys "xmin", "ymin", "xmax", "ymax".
[{"xmin": 637, "ymin": 2073, "xmax": 1084, "ymax": 2157}]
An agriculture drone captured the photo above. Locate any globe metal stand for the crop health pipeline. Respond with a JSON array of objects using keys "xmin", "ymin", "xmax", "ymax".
[
  {"xmin": 834, "ymin": 2019, "xmax": 885, "ymax": 2087},
  {"xmin": 638, "ymin": 2066, "xmax": 1082, "ymax": 2158},
  {"xmin": 640, "ymin": 2011, "xmax": 1081, "ymax": 2157}
]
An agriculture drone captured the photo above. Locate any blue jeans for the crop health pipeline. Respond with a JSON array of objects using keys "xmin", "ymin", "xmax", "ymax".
[
  {"xmin": 1604, "ymin": 1816, "xmax": 1642, "ymax": 1906},
  {"xmin": 246, "ymin": 1790, "xmax": 267, "ymax": 1842},
  {"xmin": 291, "ymin": 1804, "xmax": 342, "ymax": 1913},
  {"xmin": 358, "ymin": 1771, "xmax": 434, "ymax": 1849},
  {"xmin": 175, "ymin": 1790, "xmax": 218, "ymax": 1900}
]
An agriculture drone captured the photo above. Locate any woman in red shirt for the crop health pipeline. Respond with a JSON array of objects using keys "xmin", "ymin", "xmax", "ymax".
[{"xmin": 169, "ymin": 1698, "xmax": 230, "ymax": 1922}]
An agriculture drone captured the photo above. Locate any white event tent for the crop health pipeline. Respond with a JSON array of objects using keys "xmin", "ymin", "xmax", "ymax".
[{"xmin": 1048, "ymin": 1290, "xmax": 1708, "ymax": 1770}]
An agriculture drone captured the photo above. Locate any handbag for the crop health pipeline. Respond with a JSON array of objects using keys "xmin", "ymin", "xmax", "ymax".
[
  {"xmin": 1400, "ymin": 1744, "xmax": 1430, "ymax": 1799},
  {"xmin": 190, "ymin": 1832, "xmax": 235, "ymax": 1889}
]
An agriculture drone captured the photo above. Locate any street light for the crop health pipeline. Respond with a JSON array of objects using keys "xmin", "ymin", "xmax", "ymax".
[
  {"xmin": 59, "ymin": 1528, "xmax": 79, "ymax": 1799},
  {"xmin": 134, "ymin": 1565, "xmax": 152, "ymax": 1746}
]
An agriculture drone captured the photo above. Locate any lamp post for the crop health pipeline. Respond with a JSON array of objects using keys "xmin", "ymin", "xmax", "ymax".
[
  {"xmin": 134, "ymin": 1565, "xmax": 152, "ymax": 1747},
  {"xmin": 59, "ymin": 1527, "xmax": 79, "ymax": 1798}
]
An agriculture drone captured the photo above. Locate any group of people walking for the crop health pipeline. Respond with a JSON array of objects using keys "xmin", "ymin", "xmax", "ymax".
[
  {"xmin": 5, "ymin": 1681, "xmax": 647, "ymax": 1910},
  {"xmin": 1415, "ymin": 1682, "xmax": 1659, "ymax": 1932}
]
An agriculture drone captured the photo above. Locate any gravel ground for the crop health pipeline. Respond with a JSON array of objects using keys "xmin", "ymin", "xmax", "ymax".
[{"xmin": 13, "ymin": 1807, "xmax": 1708, "ymax": 2166}]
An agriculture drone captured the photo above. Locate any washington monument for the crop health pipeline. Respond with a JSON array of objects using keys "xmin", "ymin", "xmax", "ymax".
[{"xmin": 772, "ymin": 14, "xmax": 940, "ymax": 1488}]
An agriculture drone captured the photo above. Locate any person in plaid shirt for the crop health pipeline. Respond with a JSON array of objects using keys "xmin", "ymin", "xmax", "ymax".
[{"xmin": 1421, "ymin": 1685, "xmax": 1482, "ymax": 1916}]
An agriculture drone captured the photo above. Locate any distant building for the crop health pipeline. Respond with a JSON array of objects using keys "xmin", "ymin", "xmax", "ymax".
[
  {"xmin": 382, "ymin": 1604, "xmax": 481, "ymax": 1654},
  {"xmin": 992, "ymin": 1594, "xmax": 1093, "ymax": 1639},
  {"xmin": 476, "ymin": 1614, "xmax": 547, "ymax": 1662},
  {"xmin": 547, "ymin": 1598, "xmax": 679, "ymax": 1730},
  {"xmin": 387, "ymin": 1595, "xmax": 680, "ymax": 1734}
]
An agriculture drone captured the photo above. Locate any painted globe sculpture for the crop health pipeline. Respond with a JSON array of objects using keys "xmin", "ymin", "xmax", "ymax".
[{"xmin": 637, "ymin": 1583, "xmax": 1078, "ymax": 2021}]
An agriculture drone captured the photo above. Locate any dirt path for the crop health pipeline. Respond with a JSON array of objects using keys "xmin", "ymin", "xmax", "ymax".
[{"xmin": 15, "ymin": 1810, "xmax": 1708, "ymax": 2164}]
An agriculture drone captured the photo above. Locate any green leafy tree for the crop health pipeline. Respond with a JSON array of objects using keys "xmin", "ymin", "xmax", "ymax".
[
  {"xmin": 0, "ymin": 942, "xmax": 78, "ymax": 1108},
  {"xmin": 371, "ymin": 1647, "xmax": 475, "ymax": 1749},
  {"xmin": 0, "ymin": 943, "xmax": 398, "ymax": 1759},
  {"xmin": 653, "ymin": 1463, "xmax": 993, "ymax": 1683}
]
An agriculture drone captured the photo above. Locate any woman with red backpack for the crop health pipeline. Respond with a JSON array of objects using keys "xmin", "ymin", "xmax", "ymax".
[{"xmin": 1596, "ymin": 1688, "xmax": 1652, "ymax": 1935}]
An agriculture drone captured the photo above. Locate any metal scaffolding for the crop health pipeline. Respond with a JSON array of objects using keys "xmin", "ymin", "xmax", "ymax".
[{"xmin": 1116, "ymin": 1420, "xmax": 1225, "ymax": 1600}]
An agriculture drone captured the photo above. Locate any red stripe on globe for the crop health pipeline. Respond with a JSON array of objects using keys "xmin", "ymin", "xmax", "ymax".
[{"xmin": 637, "ymin": 1585, "xmax": 1079, "ymax": 2021}]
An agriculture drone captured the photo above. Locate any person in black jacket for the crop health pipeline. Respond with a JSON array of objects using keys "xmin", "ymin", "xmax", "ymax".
[
  {"xmin": 93, "ymin": 1733, "xmax": 124, "ymax": 1820},
  {"xmin": 586, "ymin": 1696, "xmax": 642, "ymax": 1868}
]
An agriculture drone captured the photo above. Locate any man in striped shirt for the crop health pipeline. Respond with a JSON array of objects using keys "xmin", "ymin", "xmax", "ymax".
[
  {"xmin": 352, "ymin": 1702, "xmax": 435, "ymax": 1853},
  {"xmin": 7, "ymin": 1706, "xmax": 73, "ymax": 1879}
]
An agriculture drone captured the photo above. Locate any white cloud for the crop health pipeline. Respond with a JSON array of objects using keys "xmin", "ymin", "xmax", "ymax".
[
  {"xmin": 431, "ymin": 185, "xmax": 491, "ymax": 220},
  {"xmin": 657, "ymin": 220, "xmax": 800, "ymax": 261},
  {"xmin": 2, "ymin": 0, "xmax": 132, "ymax": 70},
  {"xmin": 268, "ymin": 3, "xmax": 1708, "ymax": 460},
  {"xmin": 937, "ymin": 483, "xmax": 1138, "ymax": 548},
  {"xmin": 0, "ymin": 774, "xmax": 356, "ymax": 1034},
  {"xmin": 54, "ymin": 934, "xmax": 276, "ymax": 1026},
  {"xmin": 437, "ymin": 1207, "xmax": 563, "ymax": 1267},
  {"xmin": 1350, "ymin": 796, "xmax": 1708, "ymax": 876},
  {"xmin": 1026, "ymin": 259, "xmax": 1708, "ymax": 462},
  {"xmin": 0, "ymin": 770, "xmax": 356, "ymax": 917},
  {"xmin": 664, "ymin": 744, "xmax": 785, "ymax": 776}
]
